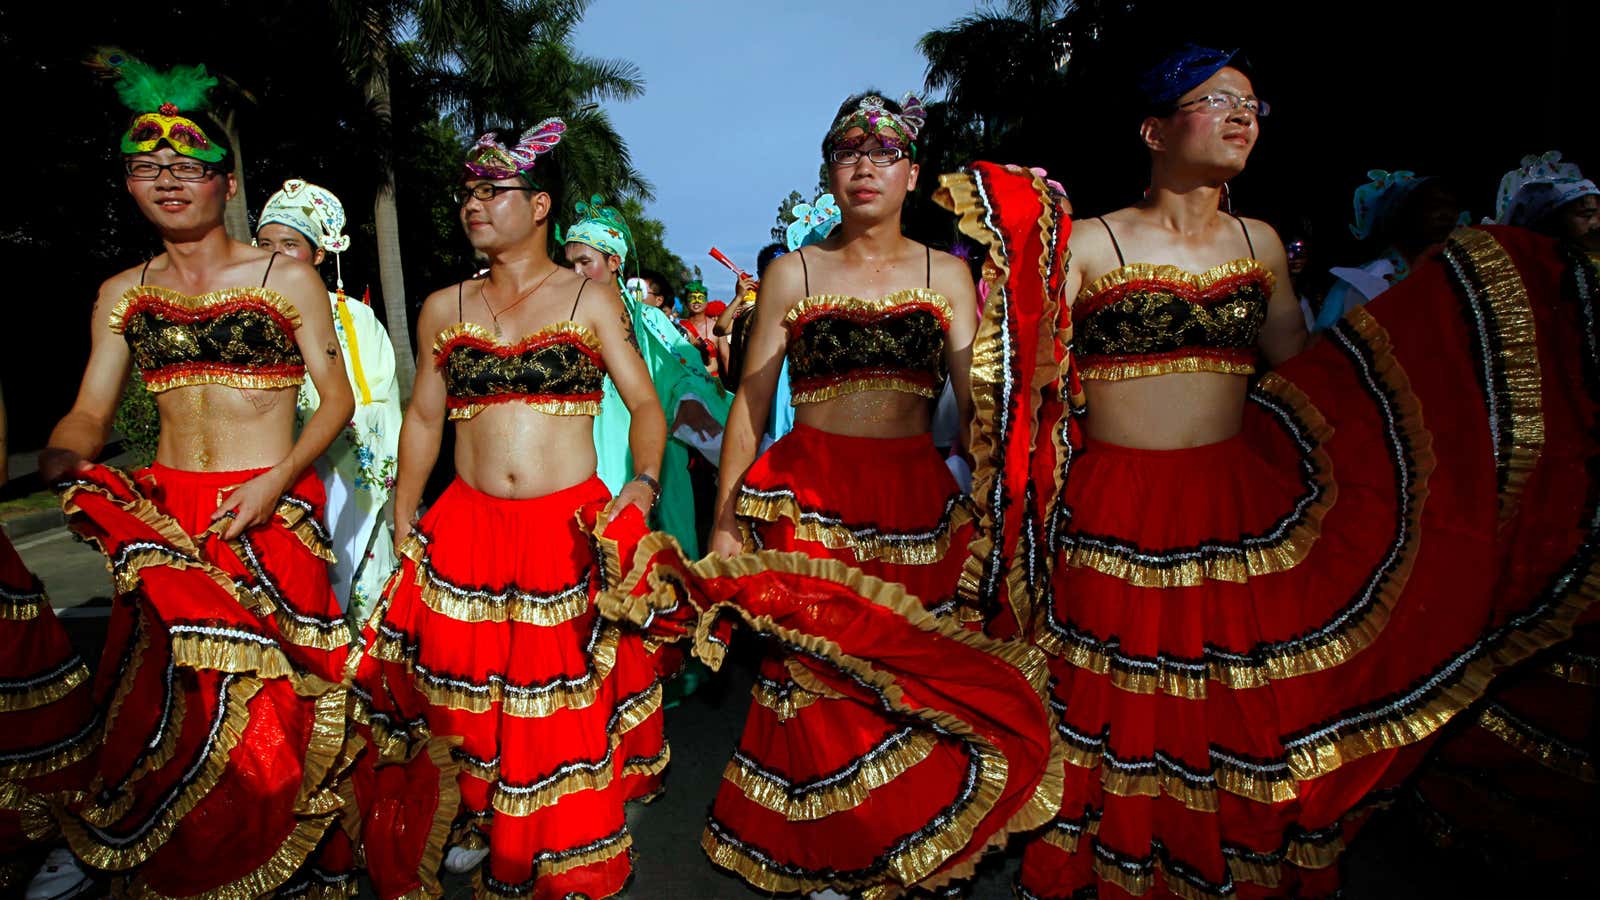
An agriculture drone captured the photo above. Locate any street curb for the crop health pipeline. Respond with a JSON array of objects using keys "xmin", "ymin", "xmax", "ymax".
[{"xmin": 2, "ymin": 508, "xmax": 66, "ymax": 541}]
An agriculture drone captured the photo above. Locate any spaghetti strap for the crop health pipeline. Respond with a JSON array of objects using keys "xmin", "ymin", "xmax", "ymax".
[
  {"xmin": 569, "ymin": 278, "xmax": 589, "ymax": 319},
  {"xmin": 925, "ymin": 244, "xmax": 932, "ymax": 288},
  {"xmin": 797, "ymin": 248, "xmax": 810, "ymax": 296},
  {"xmin": 139, "ymin": 259, "xmax": 153, "ymax": 286},
  {"xmin": 1232, "ymin": 213, "xmax": 1257, "ymax": 260},
  {"xmin": 260, "ymin": 251, "xmax": 279, "ymax": 287},
  {"xmin": 458, "ymin": 281, "xmax": 465, "ymax": 322},
  {"xmin": 1097, "ymin": 217, "xmax": 1126, "ymax": 266}
]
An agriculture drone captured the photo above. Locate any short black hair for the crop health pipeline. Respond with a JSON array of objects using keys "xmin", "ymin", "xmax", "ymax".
[
  {"xmin": 639, "ymin": 268, "xmax": 672, "ymax": 298},
  {"xmin": 756, "ymin": 242, "xmax": 787, "ymax": 278}
]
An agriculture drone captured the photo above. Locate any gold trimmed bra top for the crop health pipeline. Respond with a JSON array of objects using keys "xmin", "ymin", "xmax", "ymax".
[
  {"xmin": 435, "ymin": 277, "xmax": 605, "ymax": 420},
  {"xmin": 1073, "ymin": 216, "xmax": 1273, "ymax": 382},
  {"xmin": 110, "ymin": 253, "xmax": 306, "ymax": 393},
  {"xmin": 783, "ymin": 247, "xmax": 952, "ymax": 405}
]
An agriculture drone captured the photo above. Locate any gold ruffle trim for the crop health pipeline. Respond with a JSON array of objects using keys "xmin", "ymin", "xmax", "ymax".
[
  {"xmin": 750, "ymin": 673, "xmax": 842, "ymax": 719},
  {"xmin": 366, "ymin": 619, "xmax": 620, "ymax": 719},
  {"xmin": 447, "ymin": 397, "xmax": 602, "ymax": 421},
  {"xmin": 735, "ymin": 488, "xmax": 975, "ymax": 567},
  {"xmin": 139, "ymin": 369, "xmax": 305, "ymax": 394},
  {"xmin": 788, "ymin": 373, "xmax": 941, "ymax": 405},
  {"xmin": 0, "ymin": 592, "xmax": 44, "ymax": 620},
  {"xmin": 399, "ymin": 535, "xmax": 591, "ymax": 627},
  {"xmin": 109, "ymin": 285, "xmax": 305, "ymax": 333},
  {"xmin": 1546, "ymin": 650, "xmax": 1599, "ymax": 686},
  {"xmin": 488, "ymin": 680, "xmax": 663, "ymax": 817},
  {"xmin": 1041, "ymin": 308, "xmax": 1436, "ymax": 701},
  {"xmin": 935, "ymin": 167, "xmax": 1065, "ymax": 633},
  {"xmin": 0, "ymin": 658, "xmax": 89, "ymax": 712},
  {"xmin": 1077, "ymin": 258, "xmax": 1277, "ymax": 302},
  {"xmin": 433, "ymin": 319, "xmax": 602, "ymax": 355},
  {"xmin": 721, "ymin": 727, "xmax": 938, "ymax": 821},
  {"xmin": 783, "ymin": 289, "xmax": 956, "ymax": 329},
  {"xmin": 1057, "ymin": 372, "xmax": 1337, "ymax": 589},
  {"xmin": 1446, "ymin": 228, "xmax": 1545, "ymax": 526},
  {"xmin": 1476, "ymin": 703, "xmax": 1597, "ymax": 782},
  {"xmin": 1077, "ymin": 355, "xmax": 1257, "ymax": 382}
]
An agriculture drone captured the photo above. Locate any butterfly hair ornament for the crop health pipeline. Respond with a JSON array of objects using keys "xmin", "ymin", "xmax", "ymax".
[
  {"xmin": 1495, "ymin": 151, "xmax": 1598, "ymax": 228},
  {"xmin": 1350, "ymin": 169, "xmax": 1428, "ymax": 241},
  {"xmin": 464, "ymin": 118, "xmax": 566, "ymax": 184},
  {"xmin": 785, "ymin": 192, "xmax": 842, "ymax": 251},
  {"xmin": 825, "ymin": 92, "xmax": 927, "ymax": 158}
]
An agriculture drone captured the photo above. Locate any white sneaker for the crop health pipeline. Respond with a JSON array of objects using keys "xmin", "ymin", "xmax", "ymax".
[
  {"xmin": 443, "ymin": 844, "xmax": 490, "ymax": 874},
  {"xmin": 25, "ymin": 848, "xmax": 93, "ymax": 900}
]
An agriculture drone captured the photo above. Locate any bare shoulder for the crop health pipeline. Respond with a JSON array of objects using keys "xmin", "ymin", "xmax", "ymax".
[
  {"xmin": 98, "ymin": 263, "xmax": 145, "ymax": 302},
  {"xmin": 1066, "ymin": 209, "xmax": 1123, "ymax": 281},
  {"xmin": 261, "ymin": 252, "xmax": 325, "ymax": 295},
  {"xmin": 417, "ymin": 281, "xmax": 469, "ymax": 332},
  {"xmin": 756, "ymin": 250, "xmax": 807, "ymax": 308},
  {"xmin": 1236, "ymin": 216, "xmax": 1287, "ymax": 261}
]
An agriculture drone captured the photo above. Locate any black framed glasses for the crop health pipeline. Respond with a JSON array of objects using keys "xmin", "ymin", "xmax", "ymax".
[
  {"xmin": 1174, "ymin": 92, "xmax": 1271, "ymax": 118},
  {"xmin": 454, "ymin": 183, "xmax": 536, "ymax": 205},
  {"xmin": 125, "ymin": 159, "xmax": 217, "ymax": 181},
  {"xmin": 827, "ymin": 146, "xmax": 907, "ymax": 167}
]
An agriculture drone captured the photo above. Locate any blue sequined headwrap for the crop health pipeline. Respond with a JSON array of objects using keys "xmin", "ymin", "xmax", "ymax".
[{"xmin": 1137, "ymin": 44, "xmax": 1240, "ymax": 111}]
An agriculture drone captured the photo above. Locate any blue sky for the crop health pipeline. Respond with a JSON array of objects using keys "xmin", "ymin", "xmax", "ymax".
[{"xmin": 572, "ymin": 0, "xmax": 981, "ymax": 300}]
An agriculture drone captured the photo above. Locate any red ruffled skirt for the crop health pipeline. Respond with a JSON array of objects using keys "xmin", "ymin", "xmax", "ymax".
[
  {"xmin": 598, "ymin": 425, "xmax": 1063, "ymax": 895},
  {"xmin": 1020, "ymin": 228, "xmax": 1599, "ymax": 898},
  {"xmin": 0, "ymin": 529, "xmax": 96, "ymax": 886},
  {"xmin": 349, "ymin": 476, "xmax": 663, "ymax": 900},
  {"xmin": 23, "ymin": 463, "xmax": 353, "ymax": 897}
]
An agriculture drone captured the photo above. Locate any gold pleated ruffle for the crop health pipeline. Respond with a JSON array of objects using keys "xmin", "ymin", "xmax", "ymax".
[
  {"xmin": 783, "ymin": 289, "xmax": 956, "ymax": 329},
  {"xmin": 433, "ymin": 319, "xmax": 603, "ymax": 356},
  {"xmin": 1077, "ymin": 355, "xmax": 1258, "ymax": 382},
  {"xmin": 109, "ymin": 285, "xmax": 305, "ymax": 334},
  {"xmin": 788, "ymin": 373, "xmax": 941, "ymax": 405},
  {"xmin": 488, "ymin": 679, "xmax": 664, "ymax": 817},
  {"xmin": 1077, "ymin": 258, "xmax": 1277, "ymax": 302},
  {"xmin": 1475, "ymin": 702, "xmax": 1598, "ymax": 782},
  {"xmin": 138, "ymin": 368, "xmax": 306, "ymax": 394},
  {"xmin": 735, "ymin": 487, "xmax": 976, "ymax": 567},
  {"xmin": 446, "ymin": 396, "xmax": 602, "ymax": 421},
  {"xmin": 398, "ymin": 534, "xmax": 592, "ymax": 627},
  {"xmin": 1546, "ymin": 648, "xmax": 1599, "ymax": 686},
  {"xmin": 0, "ymin": 584, "xmax": 45, "ymax": 620},
  {"xmin": 365, "ymin": 619, "xmax": 621, "ymax": 719},
  {"xmin": 722, "ymin": 727, "xmax": 938, "ymax": 822},
  {"xmin": 1443, "ymin": 227, "xmax": 1546, "ymax": 526},
  {"xmin": 0, "ymin": 657, "xmax": 89, "ymax": 713}
]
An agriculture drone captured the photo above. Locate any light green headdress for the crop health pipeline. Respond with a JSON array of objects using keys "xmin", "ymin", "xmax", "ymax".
[{"xmin": 563, "ymin": 194, "xmax": 633, "ymax": 265}]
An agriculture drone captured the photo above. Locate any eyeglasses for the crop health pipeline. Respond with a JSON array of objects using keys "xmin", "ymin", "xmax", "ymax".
[
  {"xmin": 1174, "ymin": 93, "xmax": 1271, "ymax": 118},
  {"xmin": 125, "ymin": 160, "xmax": 217, "ymax": 181},
  {"xmin": 454, "ymin": 183, "xmax": 535, "ymax": 204},
  {"xmin": 827, "ymin": 146, "xmax": 907, "ymax": 167}
]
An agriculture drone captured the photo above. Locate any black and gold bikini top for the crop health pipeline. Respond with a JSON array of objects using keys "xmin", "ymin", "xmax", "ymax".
[
  {"xmin": 1073, "ymin": 216, "xmax": 1273, "ymax": 382},
  {"xmin": 434, "ymin": 277, "xmax": 606, "ymax": 420},
  {"xmin": 784, "ymin": 247, "xmax": 952, "ymax": 405},
  {"xmin": 110, "ymin": 254, "xmax": 306, "ymax": 393}
]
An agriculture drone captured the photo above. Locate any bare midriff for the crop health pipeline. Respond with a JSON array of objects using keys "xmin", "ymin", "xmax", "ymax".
[
  {"xmin": 1082, "ymin": 371, "xmax": 1247, "ymax": 449},
  {"xmin": 453, "ymin": 404, "xmax": 599, "ymax": 499},
  {"xmin": 154, "ymin": 384, "xmax": 298, "ymax": 471},
  {"xmin": 794, "ymin": 389, "xmax": 933, "ymax": 439}
]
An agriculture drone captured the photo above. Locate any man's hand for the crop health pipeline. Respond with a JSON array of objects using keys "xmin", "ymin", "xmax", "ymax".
[
  {"xmin": 38, "ymin": 447, "xmax": 91, "ymax": 485},
  {"xmin": 599, "ymin": 479, "xmax": 655, "ymax": 530},
  {"xmin": 212, "ymin": 467, "xmax": 293, "ymax": 540}
]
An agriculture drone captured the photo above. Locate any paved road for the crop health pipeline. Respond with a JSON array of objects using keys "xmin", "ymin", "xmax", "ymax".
[{"xmin": 14, "ymin": 526, "xmax": 1562, "ymax": 898}]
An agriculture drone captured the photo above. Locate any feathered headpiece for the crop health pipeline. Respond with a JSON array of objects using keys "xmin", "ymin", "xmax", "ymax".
[
  {"xmin": 464, "ymin": 118, "xmax": 566, "ymax": 184},
  {"xmin": 1495, "ymin": 151, "xmax": 1598, "ymax": 228},
  {"xmin": 785, "ymin": 192, "xmax": 841, "ymax": 251},
  {"xmin": 825, "ymin": 93, "xmax": 927, "ymax": 157},
  {"xmin": 564, "ymin": 194, "xmax": 633, "ymax": 265},
  {"xmin": 683, "ymin": 280, "xmax": 708, "ymax": 302},
  {"xmin": 258, "ymin": 179, "xmax": 352, "ymax": 288},
  {"xmin": 93, "ymin": 51, "xmax": 227, "ymax": 164}
]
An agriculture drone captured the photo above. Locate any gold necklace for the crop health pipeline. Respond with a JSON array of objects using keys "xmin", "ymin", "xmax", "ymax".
[{"xmin": 483, "ymin": 266, "xmax": 560, "ymax": 338}]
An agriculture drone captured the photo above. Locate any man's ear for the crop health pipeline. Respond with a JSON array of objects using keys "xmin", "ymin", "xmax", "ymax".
[
  {"xmin": 1139, "ymin": 117, "xmax": 1166, "ymax": 153},
  {"xmin": 224, "ymin": 172, "xmax": 239, "ymax": 201}
]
